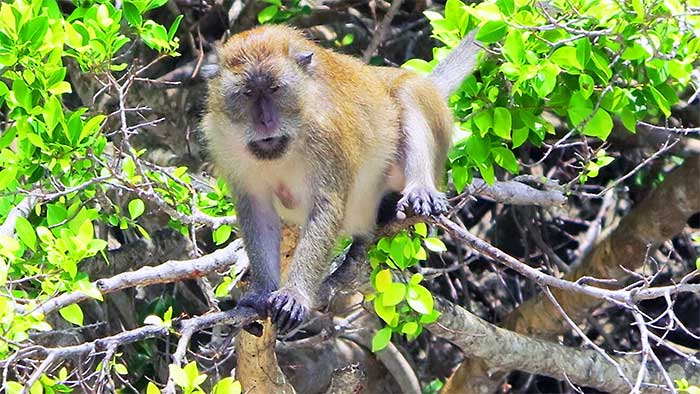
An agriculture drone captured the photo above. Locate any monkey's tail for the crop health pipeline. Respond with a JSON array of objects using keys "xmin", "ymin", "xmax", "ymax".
[{"xmin": 428, "ymin": 30, "xmax": 481, "ymax": 99}]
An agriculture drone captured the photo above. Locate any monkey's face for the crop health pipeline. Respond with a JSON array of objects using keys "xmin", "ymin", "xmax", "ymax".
[{"xmin": 212, "ymin": 28, "xmax": 313, "ymax": 161}]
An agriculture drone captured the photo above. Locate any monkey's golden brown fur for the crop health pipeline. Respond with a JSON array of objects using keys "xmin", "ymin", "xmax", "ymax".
[{"xmin": 203, "ymin": 25, "xmax": 479, "ymax": 333}]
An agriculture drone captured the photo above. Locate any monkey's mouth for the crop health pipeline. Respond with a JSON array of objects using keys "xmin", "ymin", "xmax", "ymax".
[{"xmin": 247, "ymin": 135, "xmax": 290, "ymax": 160}]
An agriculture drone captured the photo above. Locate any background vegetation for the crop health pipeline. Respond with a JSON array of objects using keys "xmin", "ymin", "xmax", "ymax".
[{"xmin": 0, "ymin": 0, "xmax": 699, "ymax": 393}]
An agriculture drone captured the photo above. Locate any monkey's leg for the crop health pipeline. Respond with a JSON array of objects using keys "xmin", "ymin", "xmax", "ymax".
[
  {"xmin": 395, "ymin": 97, "xmax": 449, "ymax": 218},
  {"xmin": 235, "ymin": 193, "xmax": 281, "ymax": 317},
  {"xmin": 269, "ymin": 182, "xmax": 347, "ymax": 334}
]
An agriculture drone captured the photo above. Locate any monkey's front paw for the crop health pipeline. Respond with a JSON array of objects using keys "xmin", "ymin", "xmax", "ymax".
[
  {"xmin": 238, "ymin": 289, "xmax": 273, "ymax": 317},
  {"xmin": 396, "ymin": 187, "xmax": 449, "ymax": 219},
  {"xmin": 267, "ymin": 288, "xmax": 310, "ymax": 334}
]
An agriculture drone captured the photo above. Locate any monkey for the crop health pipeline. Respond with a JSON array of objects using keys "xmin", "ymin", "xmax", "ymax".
[{"xmin": 202, "ymin": 25, "xmax": 480, "ymax": 334}]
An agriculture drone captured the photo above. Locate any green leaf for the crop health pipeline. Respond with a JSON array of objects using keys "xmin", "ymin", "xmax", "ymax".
[
  {"xmin": 371, "ymin": 327, "xmax": 392, "ymax": 352},
  {"xmin": 410, "ymin": 273, "xmax": 424, "ymax": 285},
  {"xmin": 375, "ymin": 269, "xmax": 392, "ymax": 292},
  {"xmin": 567, "ymin": 91, "xmax": 593, "ymax": 126},
  {"xmin": 212, "ymin": 378, "xmax": 242, "ymax": 394},
  {"xmin": 424, "ymin": 237, "xmax": 446, "ymax": 252},
  {"xmin": 575, "ymin": 38, "xmax": 591, "ymax": 68},
  {"xmin": 502, "ymin": 30, "xmax": 525, "ymax": 65},
  {"xmin": 621, "ymin": 42, "xmax": 648, "ymax": 60},
  {"xmin": 401, "ymin": 321, "xmax": 419, "ymax": 336},
  {"xmin": 492, "ymin": 107, "xmax": 512, "ymax": 140},
  {"xmin": 550, "ymin": 46, "xmax": 581, "ymax": 70},
  {"xmin": 473, "ymin": 109, "xmax": 493, "ymax": 136},
  {"xmin": 257, "ymin": 5, "xmax": 278, "ymax": 24},
  {"xmin": 77, "ymin": 218, "xmax": 94, "ymax": 244},
  {"xmin": 620, "ymin": 109, "xmax": 637, "ymax": 133},
  {"xmin": 5, "ymin": 381, "xmax": 23, "ymax": 394},
  {"xmin": 213, "ymin": 225, "xmax": 232, "ymax": 245},
  {"xmin": 382, "ymin": 282, "xmax": 405, "ymax": 306},
  {"xmin": 20, "ymin": 16, "xmax": 49, "ymax": 48},
  {"xmin": 390, "ymin": 237, "xmax": 406, "ymax": 268},
  {"xmin": 413, "ymin": 222, "xmax": 427, "ymax": 237},
  {"xmin": 146, "ymin": 382, "xmax": 161, "ymax": 394},
  {"xmin": 478, "ymin": 162, "xmax": 495, "ymax": 185},
  {"xmin": 582, "ymin": 109, "xmax": 613, "ymax": 140},
  {"xmin": 476, "ymin": 21, "xmax": 507, "ymax": 43},
  {"xmin": 407, "ymin": 284, "xmax": 434, "ymax": 314},
  {"xmin": 532, "ymin": 61, "xmax": 559, "ymax": 97},
  {"xmin": 147, "ymin": 0, "xmax": 169, "ymax": 10},
  {"xmin": 128, "ymin": 199, "xmax": 145, "ymax": 220},
  {"xmin": 374, "ymin": 295, "xmax": 397, "ymax": 325},
  {"xmin": 496, "ymin": 0, "xmax": 514, "ymax": 16},
  {"xmin": 341, "ymin": 33, "xmax": 354, "ymax": 46},
  {"xmin": 169, "ymin": 364, "xmax": 189, "ymax": 389},
  {"xmin": 491, "ymin": 147, "xmax": 519, "ymax": 173},
  {"xmin": 0, "ymin": 167, "xmax": 17, "ymax": 191},
  {"xmin": 123, "ymin": 2, "xmax": 142, "ymax": 26},
  {"xmin": 15, "ymin": 216, "xmax": 36, "ymax": 251},
  {"xmin": 402, "ymin": 59, "xmax": 433, "ymax": 75},
  {"xmin": 648, "ymin": 85, "xmax": 671, "ymax": 117},
  {"xmin": 451, "ymin": 165, "xmax": 468, "ymax": 194},
  {"xmin": 47, "ymin": 204, "xmax": 68, "ymax": 226},
  {"xmin": 12, "ymin": 78, "xmax": 31, "ymax": 109},
  {"xmin": 578, "ymin": 74, "xmax": 595, "ymax": 100},
  {"xmin": 48, "ymin": 81, "xmax": 72, "ymax": 95},
  {"xmin": 86, "ymin": 239, "xmax": 108, "ymax": 255},
  {"xmin": 59, "ymin": 304, "xmax": 84, "ymax": 326},
  {"xmin": 419, "ymin": 309, "xmax": 441, "ymax": 324},
  {"xmin": 113, "ymin": 363, "xmax": 128, "ymax": 375},
  {"xmin": 512, "ymin": 126, "xmax": 529, "ymax": 148},
  {"xmin": 465, "ymin": 134, "xmax": 490, "ymax": 164},
  {"xmin": 168, "ymin": 15, "xmax": 183, "ymax": 41}
]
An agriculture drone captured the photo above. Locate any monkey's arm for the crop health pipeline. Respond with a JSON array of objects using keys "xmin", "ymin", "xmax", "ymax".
[
  {"xmin": 269, "ymin": 171, "xmax": 349, "ymax": 333},
  {"xmin": 235, "ymin": 192, "xmax": 281, "ymax": 315}
]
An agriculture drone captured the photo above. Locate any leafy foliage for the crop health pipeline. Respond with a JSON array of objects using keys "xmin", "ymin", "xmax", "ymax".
[
  {"xmin": 404, "ymin": 0, "xmax": 699, "ymax": 189},
  {"xmin": 257, "ymin": 0, "xmax": 311, "ymax": 25},
  {"xmin": 367, "ymin": 224, "xmax": 441, "ymax": 351},
  {"xmin": 0, "ymin": 0, "xmax": 238, "ymax": 391}
]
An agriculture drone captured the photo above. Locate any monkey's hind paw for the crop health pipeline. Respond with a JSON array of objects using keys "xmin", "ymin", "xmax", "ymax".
[
  {"xmin": 267, "ymin": 288, "xmax": 309, "ymax": 334},
  {"xmin": 396, "ymin": 187, "xmax": 449, "ymax": 219}
]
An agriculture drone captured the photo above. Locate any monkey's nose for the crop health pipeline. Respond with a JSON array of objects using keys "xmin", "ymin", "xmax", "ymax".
[{"xmin": 249, "ymin": 74, "xmax": 273, "ymax": 92}]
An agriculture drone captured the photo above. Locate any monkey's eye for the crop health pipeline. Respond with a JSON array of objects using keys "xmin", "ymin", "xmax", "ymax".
[
  {"xmin": 243, "ymin": 89, "xmax": 253, "ymax": 97},
  {"xmin": 269, "ymin": 84, "xmax": 280, "ymax": 93}
]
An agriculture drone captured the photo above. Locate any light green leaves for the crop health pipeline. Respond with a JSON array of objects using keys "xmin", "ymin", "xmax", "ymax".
[
  {"xmin": 550, "ymin": 46, "xmax": 582, "ymax": 71},
  {"xmin": 212, "ymin": 377, "xmax": 242, "ymax": 394},
  {"xmin": 169, "ymin": 362, "xmax": 207, "ymax": 393},
  {"xmin": 477, "ymin": 21, "xmax": 507, "ymax": 43},
  {"xmin": 372, "ymin": 327, "xmax": 393, "ymax": 352},
  {"xmin": 59, "ymin": 304, "xmax": 83, "ymax": 326},
  {"xmin": 424, "ymin": 237, "xmax": 447, "ymax": 252},
  {"xmin": 128, "ymin": 199, "xmax": 145, "ymax": 220},
  {"xmin": 370, "ymin": 229, "xmax": 440, "ymax": 352},
  {"xmin": 406, "ymin": 283, "xmax": 434, "ymax": 315}
]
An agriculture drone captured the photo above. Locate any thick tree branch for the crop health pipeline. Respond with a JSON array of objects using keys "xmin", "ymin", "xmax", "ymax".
[{"xmin": 431, "ymin": 296, "xmax": 699, "ymax": 394}]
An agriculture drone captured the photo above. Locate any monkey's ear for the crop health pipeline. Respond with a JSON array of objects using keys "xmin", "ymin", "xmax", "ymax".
[
  {"xmin": 295, "ymin": 51, "xmax": 314, "ymax": 69},
  {"xmin": 200, "ymin": 64, "xmax": 220, "ymax": 79}
]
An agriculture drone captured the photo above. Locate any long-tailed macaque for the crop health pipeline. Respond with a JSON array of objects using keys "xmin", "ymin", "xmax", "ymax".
[{"xmin": 203, "ymin": 25, "xmax": 480, "ymax": 333}]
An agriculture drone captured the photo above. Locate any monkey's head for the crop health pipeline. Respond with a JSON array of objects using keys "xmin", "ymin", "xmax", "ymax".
[{"xmin": 206, "ymin": 26, "xmax": 316, "ymax": 161}]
